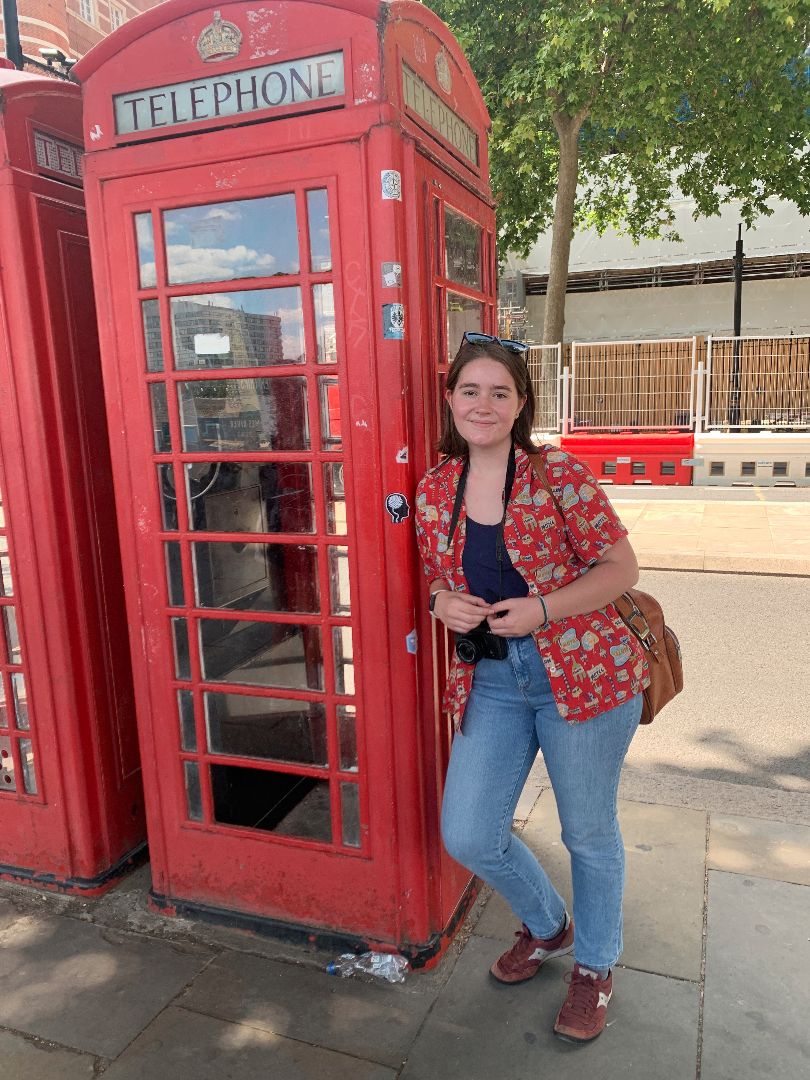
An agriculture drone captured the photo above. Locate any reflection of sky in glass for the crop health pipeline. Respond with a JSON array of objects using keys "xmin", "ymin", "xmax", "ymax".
[
  {"xmin": 313, "ymin": 284, "xmax": 336, "ymax": 362},
  {"xmin": 307, "ymin": 189, "xmax": 331, "ymax": 272},
  {"xmin": 171, "ymin": 288, "xmax": 304, "ymax": 368},
  {"xmin": 135, "ymin": 213, "xmax": 157, "ymax": 289},
  {"xmin": 164, "ymin": 195, "xmax": 299, "ymax": 285}
]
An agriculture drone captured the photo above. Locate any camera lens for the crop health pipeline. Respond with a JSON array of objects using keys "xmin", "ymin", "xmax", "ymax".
[{"xmin": 456, "ymin": 636, "xmax": 480, "ymax": 665}]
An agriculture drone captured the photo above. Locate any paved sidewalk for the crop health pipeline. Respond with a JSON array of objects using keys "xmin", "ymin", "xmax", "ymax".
[
  {"xmin": 613, "ymin": 495, "xmax": 810, "ymax": 574},
  {"xmin": 0, "ymin": 791, "xmax": 808, "ymax": 1079}
]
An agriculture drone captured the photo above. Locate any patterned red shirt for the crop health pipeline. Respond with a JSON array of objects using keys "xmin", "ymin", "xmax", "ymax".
[{"xmin": 415, "ymin": 445, "xmax": 649, "ymax": 729}]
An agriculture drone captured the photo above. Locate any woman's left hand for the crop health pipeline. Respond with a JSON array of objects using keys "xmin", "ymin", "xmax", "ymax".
[{"xmin": 487, "ymin": 597, "xmax": 547, "ymax": 637}]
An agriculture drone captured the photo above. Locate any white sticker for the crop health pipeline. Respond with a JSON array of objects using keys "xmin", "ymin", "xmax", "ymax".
[
  {"xmin": 616, "ymin": 456, "xmax": 631, "ymax": 464},
  {"xmin": 396, "ymin": 446, "xmax": 409, "ymax": 464},
  {"xmin": 406, "ymin": 629, "xmax": 418, "ymax": 654},
  {"xmin": 194, "ymin": 333, "xmax": 230, "ymax": 355},
  {"xmin": 381, "ymin": 170, "xmax": 402, "ymax": 200}
]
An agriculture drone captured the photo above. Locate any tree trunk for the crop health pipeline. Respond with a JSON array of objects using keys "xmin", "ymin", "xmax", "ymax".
[{"xmin": 542, "ymin": 113, "xmax": 585, "ymax": 346}]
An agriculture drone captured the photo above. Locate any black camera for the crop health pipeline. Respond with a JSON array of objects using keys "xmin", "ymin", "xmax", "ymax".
[{"xmin": 455, "ymin": 619, "xmax": 508, "ymax": 665}]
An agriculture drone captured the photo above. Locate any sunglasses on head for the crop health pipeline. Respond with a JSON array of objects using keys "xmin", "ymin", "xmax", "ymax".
[{"xmin": 462, "ymin": 331, "xmax": 530, "ymax": 355}]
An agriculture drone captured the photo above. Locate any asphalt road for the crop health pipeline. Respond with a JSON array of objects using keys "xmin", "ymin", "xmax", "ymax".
[{"xmin": 625, "ymin": 569, "xmax": 810, "ymax": 793}]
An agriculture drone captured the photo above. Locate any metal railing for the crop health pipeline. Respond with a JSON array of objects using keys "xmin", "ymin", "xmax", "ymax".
[
  {"xmin": 526, "ymin": 344, "xmax": 562, "ymax": 432},
  {"xmin": 527, "ymin": 334, "xmax": 810, "ymax": 434},
  {"xmin": 705, "ymin": 336, "xmax": 810, "ymax": 430}
]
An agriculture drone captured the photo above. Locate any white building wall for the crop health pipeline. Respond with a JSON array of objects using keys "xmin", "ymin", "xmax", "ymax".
[{"xmin": 526, "ymin": 277, "xmax": 809, "ymax": 342}]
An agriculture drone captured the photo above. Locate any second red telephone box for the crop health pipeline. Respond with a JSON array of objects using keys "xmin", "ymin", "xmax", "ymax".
[{"xmin": 75, "ymin": 0, "xmax": 497, "ymax": 959}]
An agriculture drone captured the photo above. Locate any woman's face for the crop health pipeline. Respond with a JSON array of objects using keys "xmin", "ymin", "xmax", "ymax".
[{"xmin": 445, "ymin": 356, "xmax": 526, "ymax": 453}]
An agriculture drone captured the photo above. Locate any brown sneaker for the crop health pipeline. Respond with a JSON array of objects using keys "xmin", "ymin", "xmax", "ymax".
[
  {"xmin": 553, "ymin": 966, "xmax": 613, "ymax": 1043},
  {"xmin": 489, "ymin": 914, "xmax": 574, "ymax": 984}
]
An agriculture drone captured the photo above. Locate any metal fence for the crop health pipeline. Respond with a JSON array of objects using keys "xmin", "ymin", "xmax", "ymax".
[
  {"xmin": 526, "ymin": 344, "xmax": 561, "ymax": 431},
  {"xmin": 527, "ymin": 335, "xmax": 810, "ymax": 433},
  {"xmin": 570, "ymin": 338, "xmax": 696, "ymax": 431},
  {"xmin": 705, "ymin": 336, "xmax": 810, "ymax": 430}
]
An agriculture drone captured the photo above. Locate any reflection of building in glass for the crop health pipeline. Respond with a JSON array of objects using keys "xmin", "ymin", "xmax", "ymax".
[{"xmin": 168, "ymin": 299, "xmax": 284, "ymax": 367}]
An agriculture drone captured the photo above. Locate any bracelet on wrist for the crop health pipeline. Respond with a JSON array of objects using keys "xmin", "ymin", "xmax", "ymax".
[{"xmin": 537, "ymin": 594, "xmax": 549, "ymax": 628}]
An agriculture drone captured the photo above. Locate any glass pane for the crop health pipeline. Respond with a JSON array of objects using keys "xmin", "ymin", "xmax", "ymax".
[
  {"xmin": 337, "ymin": 704, "xmax": 357, "ymax": 771},
  {"xmin": 319, "ymin": 377, "xmax": 341, "ymax": 451},
  {"xmin": 2, "ymin": 607, "xmax": 21, "ymax": 664},
  {"xmin": 184, "ymin": 760, "xmax": 203, "ymax": 821},
  {"xmin": 446, "ymin": 294, "xmax": 483, "ymax": 362},
  {"xmin": 333, "ymin": 626, "xmax": 354, "ymax": 695},
  {"xmin": 12, "ymin": 673, "xmax": 28, "ymax": 730},
  {"xmin": 135, "ymin": 212, "xmax": 157, "ymax": 289},
  {"xmin": 172, "ymin": 617, "xmax": 191, "ymax": 680},
  {"xmin": 178, "ymin": 377, "xmax": 310, "ymax": 452},
  {"xmin": 150, "ymin": 383, "xmax": 172, "ymax": 452},
  {"xmin": 200, "ymin": 619, "xmax": 323, "ymax": 691},
  {"xmin": 444, "ymin": 208, "xmax": 482, "ymax": 290},
  {"xmin": 341, "ymin": 782, "xmax": 361, "ymax": 847},
  {"xmin": 142, "ymin": 300, "xmax": 164, "ymax": 372},
  {"xmin": 193, "ymin": 543, "xmax": 319, "ymax": 613},
  {"xmin": 324, "ymin": 462, "xmax": 346, "ymax": 535},
  {"xmin": 165, "ymin": 542, "xmax": 185, "ymax": 607},
  {"xmin": 328, "ymin": 546, "xmax": 350, "ymax": 615},
  {"xmin": 0, "ymin": 677, "xmax": 6, "ymax": 728},
  {"xmin": 170, "ymin": 289, "xmax": 304, "ymax": 370},
  {"xmin": 164, "ymin": 195, "xmax": 299, "ymax": 285},
  {"xmin": 185, "ymin": 462, "xmax": 314, "ymax": 534},
  {"xmin": 0, "ymin": 539, "xmax": 11, "ymax": 596},
  {"xmin": 0, "ymin": 735, "xmax": 16, "ymax": 791},
  {"xmin": 157, "ymin": 464, "xmax": 179, "ymax": 530},
  {"xmin": 20, "ymin": 738, "xmax": 36, "ymax": 795},
  {"xmin": 178, "ymin": 689, "xmax": 196, "ymax": 751},
  {"xmin": 205, "ymin": 692, "xmax": 327, "ymax": 766},
  {"xmin": 313, "ymin": 285, "xmax": 336, "ymax": 363},
  {"xmin": 211, "ymin": 763, "xmax": 331, "ymax": 841},
  {"xmin": 307, "ymin": 189, "xmax": 331, "ymax": 272}
]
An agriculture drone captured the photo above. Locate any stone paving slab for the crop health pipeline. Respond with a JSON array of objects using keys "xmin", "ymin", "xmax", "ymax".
[
  {"xmin": 701, "ymin": 872, "xmax": 810, "ymax": 1080},
  {"xmin": 708, "ymin": 813, "xmax": 810, "ymax": 886},
  {"xmin": 101, "ymin": 1005, "xmax": 397, "ymax": 1080},
  {"xmin": 474, "ymin": 797, "xmax": 706, "ymax": 980},
  {"xmin": 0, "ymin": 1030, "xmax": 97, "ymax": 1080},
  {"xmin": 0, "ymin": 914, "xmax": 213, "ymax": 1056},
  {"xmin": 180, "ymin": 949, "xmax": 438, "ymax": 1068},
  {"xmin": 399, "ymin": 935, "xmax": 699, "ymax": 1080}
]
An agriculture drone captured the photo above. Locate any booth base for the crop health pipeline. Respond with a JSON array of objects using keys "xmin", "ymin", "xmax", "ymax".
[
  {"xmin": 149, "ymin": 877, "xmax": 480, "ymax": 970},
  {"xmin": 0, "ymin": 841, "xmax": 148, "ymax": 897},
  {"xmin": 561, "ymin": 432, "xmax": 695, "ymax": 486}
]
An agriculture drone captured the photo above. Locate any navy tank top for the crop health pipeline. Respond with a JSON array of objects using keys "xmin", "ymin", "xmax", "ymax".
[{"xmin": 463, "ymin": 518, "xmax": 530, "ymax": 605}]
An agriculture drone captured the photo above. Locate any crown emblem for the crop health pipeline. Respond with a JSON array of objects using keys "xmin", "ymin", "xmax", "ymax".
[{"xmin": 197, "ymin": 11, "xmax": 242, "ymax": 62}]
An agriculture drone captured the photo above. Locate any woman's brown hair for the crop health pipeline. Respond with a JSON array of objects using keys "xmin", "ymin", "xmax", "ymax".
[{"xmin": 437, "ymin": 338, "xmax": 538, "ymax": 457}]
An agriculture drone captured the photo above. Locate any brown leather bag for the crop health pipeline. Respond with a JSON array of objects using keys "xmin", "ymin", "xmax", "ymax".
[{"xmin": 530, "ymin": 453, "xmax": 683, "ymax": 724}]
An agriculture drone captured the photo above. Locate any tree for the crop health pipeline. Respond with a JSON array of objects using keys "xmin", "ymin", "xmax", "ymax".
[{"xmin": 424, "ymin": 0, "xmax": 809, "ymax": 344}]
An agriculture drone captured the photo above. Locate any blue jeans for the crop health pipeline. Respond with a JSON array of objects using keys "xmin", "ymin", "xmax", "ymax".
[{"xmin": 441, "ymin": 634, "xmax": 642, "ymax": 971}]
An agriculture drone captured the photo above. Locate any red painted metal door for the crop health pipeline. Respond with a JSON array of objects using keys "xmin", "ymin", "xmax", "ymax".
[
  {"xmin": 96, "ymin": 142, "xmax": 412, "ymax": 937},
  {"xmin": 410, "ymin": 151, "xmax": 497, "ymax": 926}
]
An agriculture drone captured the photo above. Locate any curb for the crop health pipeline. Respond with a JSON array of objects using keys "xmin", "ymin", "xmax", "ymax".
[{"xmin": 637, "ymin": 553, "xmax": 810, "ymax": 576}]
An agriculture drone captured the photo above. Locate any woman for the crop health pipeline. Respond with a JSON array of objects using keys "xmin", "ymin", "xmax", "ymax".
[{"xmin": 415, "ymin": 333, "xmax": 649, "ymax": 1045}]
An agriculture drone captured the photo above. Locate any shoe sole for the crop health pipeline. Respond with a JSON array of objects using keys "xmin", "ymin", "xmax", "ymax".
[
  {"xmin": 553, "ymin": 1027, "xmax": 604, "ymax": 1044},
  {"xmin": 489, "ymin": 942, "xmax": 575, "ymax": 985}
]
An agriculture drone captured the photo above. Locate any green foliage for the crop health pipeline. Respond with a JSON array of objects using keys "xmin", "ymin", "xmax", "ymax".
[{"xmin": 423, "ymin": 0, "xmax": 809, "ymax": 258}]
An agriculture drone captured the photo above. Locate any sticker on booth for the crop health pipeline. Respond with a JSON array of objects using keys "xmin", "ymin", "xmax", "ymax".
[
  {"xmin": 382, "ymin": 262, "xmax": 402, "ymax": 288},
  {"xmin": 383, "ymin": 304, "xmax": 405, "ymax": 340},
  {"xmin": 385, "ymin": 493, "xmax": 410, "ymax": 523},
  {"xmin": 381, "ymin": 171, "xmax": 402, "ymax": 201}
]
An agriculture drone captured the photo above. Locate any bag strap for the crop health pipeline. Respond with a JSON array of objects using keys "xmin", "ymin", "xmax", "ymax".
[{"xmin": 530, "ymin": 451, "xmax": 660, "ymax": 653}]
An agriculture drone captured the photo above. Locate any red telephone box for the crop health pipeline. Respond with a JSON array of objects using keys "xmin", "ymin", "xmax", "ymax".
[
  {"xmin": 75, "ymin": 0, "xmax": 496, "ymax": 960},
  {"xmin": 0, "ymin": 71, "xmax": 144, "ymax": 891}
]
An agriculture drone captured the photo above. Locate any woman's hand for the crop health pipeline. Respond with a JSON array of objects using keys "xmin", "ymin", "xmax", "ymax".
[
  {"xmin": 433, "ymin": 591, "xmax": 494, "ymax": 634},
  {"xmin": 486, "ymin": 597, "xmax": 546, "ymax": 637}
]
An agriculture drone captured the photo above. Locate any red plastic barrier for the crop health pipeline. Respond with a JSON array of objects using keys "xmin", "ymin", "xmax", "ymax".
[{"xmin": 561, "ymin": 432, "xmax": 696, "ymax": 486}]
